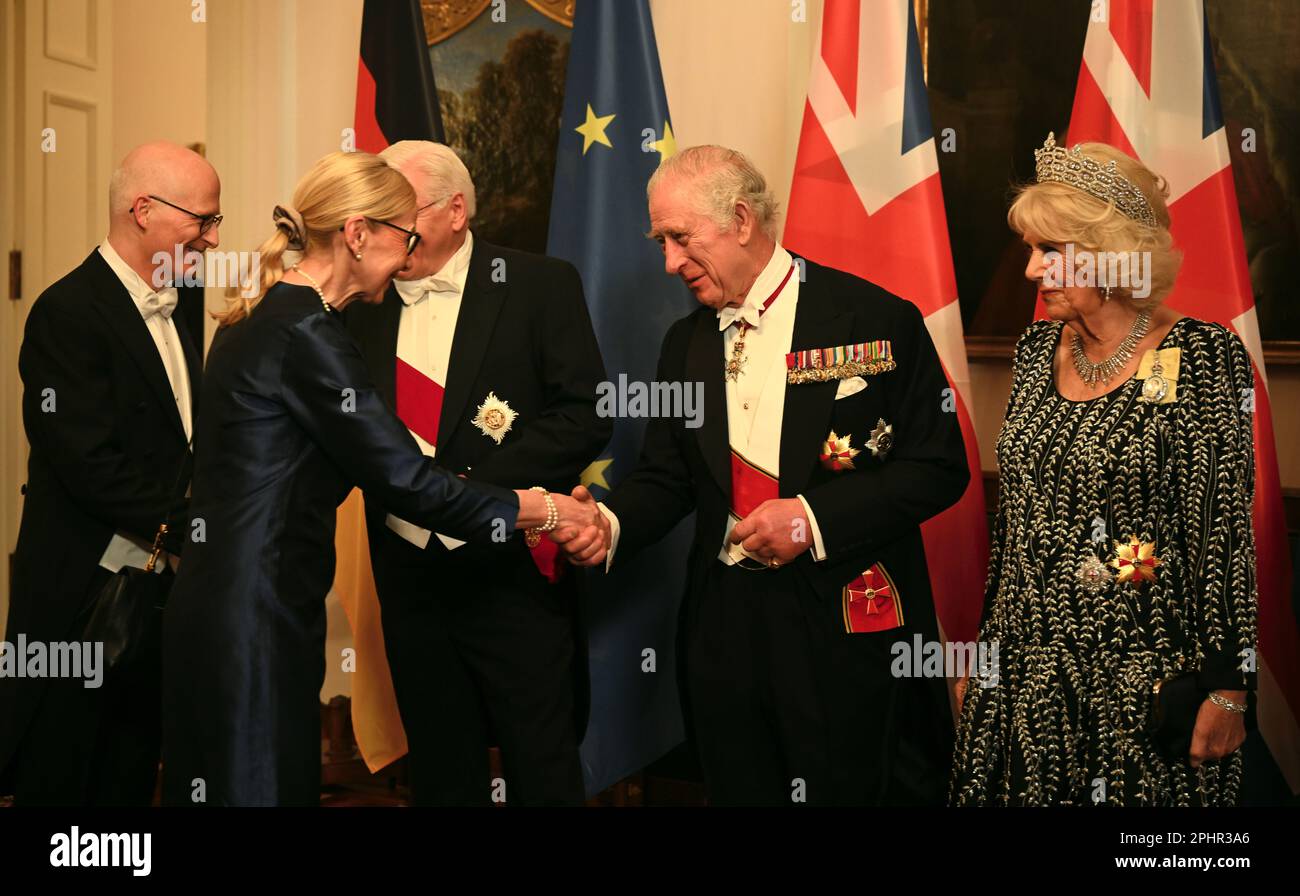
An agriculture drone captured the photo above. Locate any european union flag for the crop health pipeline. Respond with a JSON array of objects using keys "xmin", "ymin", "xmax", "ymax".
[{"xmin": 546, "ymin": 0, "xmax": 695, "ymax": 796}]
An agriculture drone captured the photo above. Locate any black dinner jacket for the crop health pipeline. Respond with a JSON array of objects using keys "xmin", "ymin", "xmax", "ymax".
[
  {"xmin": 345, "ymin": 238, "xmax": 611, "ymax": 556},
  {"xmin": 1, "ymin": 248, "xmax": 202, "ymax": 780},
  {"xmin": 603, "ymin": 257, "xmax": 971, "ymax": 624}
]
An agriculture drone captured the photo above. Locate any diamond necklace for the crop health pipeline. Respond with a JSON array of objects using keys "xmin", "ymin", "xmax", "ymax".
[{"xmin": 1070, "ymin": 310, "xmax": 1151, "ymax": 387}]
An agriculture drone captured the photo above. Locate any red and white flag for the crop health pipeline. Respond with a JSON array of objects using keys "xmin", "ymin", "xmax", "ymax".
[
  {"xmin": 1063, "ymin": 0, "xmax": 1298, "ymax": 792},
  {"xmin": 784, "ymin": 0, "xmax": 989, "ymax": 648}
]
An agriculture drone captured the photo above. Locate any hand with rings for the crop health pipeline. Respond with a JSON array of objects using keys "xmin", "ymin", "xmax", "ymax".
[{"xmin": 728, "ymin": 498, "xmax": 813, "ymax": 568}]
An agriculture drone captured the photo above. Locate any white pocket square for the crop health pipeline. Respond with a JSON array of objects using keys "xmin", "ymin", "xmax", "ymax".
[{"xmin": 834, "ymin": 376, "xmax": 868, "ymax": 399}]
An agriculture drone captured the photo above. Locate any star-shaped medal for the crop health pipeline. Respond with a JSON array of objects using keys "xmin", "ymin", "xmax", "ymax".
[
  {"xmin": 819, "ymin": 430, "xmax": 859, "ymax": 471},
  {"xmin": 1109, "ymin": 535, "xmax": 1161, "ymax": 584},
  {"xmin": 472, "ymin": 392, "xmax": 517, "ymax": 445},
  {"xmin": 867, "ymin": 418, "xmax": 894, "ymax": 458}
]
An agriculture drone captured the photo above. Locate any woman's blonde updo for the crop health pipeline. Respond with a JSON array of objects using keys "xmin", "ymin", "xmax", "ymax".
[
  {"xmin": 216, "ymin": 151, "xmax": 416, "ymax": 326},
  {"xmin": 1007, "ymin": 142, "xmax": 1183, "ymax": 310}
]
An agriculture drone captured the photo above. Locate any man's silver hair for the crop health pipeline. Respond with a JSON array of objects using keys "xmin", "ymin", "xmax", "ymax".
[
  {"xmin": 646, "ymin": 145, "xmax": 779, "ymax": 239},
  {"xmin": 380, "ymin": 140, "xmax": 477, "ymax": 220}
]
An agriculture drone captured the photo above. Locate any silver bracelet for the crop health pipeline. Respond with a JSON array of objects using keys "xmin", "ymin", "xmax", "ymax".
[{"xmin": 1208, "ymin": 692, "xmax": 1247, "ymax": 714}]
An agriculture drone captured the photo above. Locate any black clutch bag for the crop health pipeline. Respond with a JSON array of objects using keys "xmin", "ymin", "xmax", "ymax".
[
  {"xmin": 79, "ymin": 451, "xmax": 189, "ymax": 676},
  {"xmin": 80, "ymin": 556, "xmax": 173, "ymax": 672},
  {"xmin": 1147, "ymin": 671, "xmax": 1204, "ymax": 760}
]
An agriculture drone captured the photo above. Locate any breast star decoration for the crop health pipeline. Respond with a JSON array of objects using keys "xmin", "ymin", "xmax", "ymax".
[
  {"xmin": 820, "ymin": 430, "xmax": 859, "ymax": 471},
  {"xmin": 1109, "ymin": 535, "xmax": 1161, "ymax": 584},
  {"xmin": 867, "ymin": 418, "xmax": 894, "ymax": 459},
  {"xmin": 472, "ymin": 391, "xmax": 517, "ymax": 445},
  {"xmin": 1076, "ymin": 553, "xmax": 1114, "ymax": 593}
]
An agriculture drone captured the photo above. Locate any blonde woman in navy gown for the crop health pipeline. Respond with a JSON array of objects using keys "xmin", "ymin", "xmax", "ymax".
[{"xmin": 162, "ymin": 152, "xmax": 600, "ymax": 806}]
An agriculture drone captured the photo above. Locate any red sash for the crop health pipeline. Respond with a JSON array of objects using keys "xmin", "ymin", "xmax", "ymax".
[
  {"xmin": 730, "ymin": 450, "xmax": 778, "ymax": 518},
  {"xmin": 396, "ymin": 357, "xmax": 443, "ymax": 447},
  {"xmin": 396, "ymin": 358, "xmax": 561, "ymax": 581},
  {"xmin": 528, "ymin": 533, "xmax": 564, "ymax": 583}
]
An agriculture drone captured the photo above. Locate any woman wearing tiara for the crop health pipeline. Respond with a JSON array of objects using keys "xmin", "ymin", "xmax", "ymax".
[
  {"xmin": 950, "ymin": 135, "xmax": 1257, "ymax": 805},
  {"xmin": 161, "ymin": 151, "xmax": 600, "ymax": 806}
]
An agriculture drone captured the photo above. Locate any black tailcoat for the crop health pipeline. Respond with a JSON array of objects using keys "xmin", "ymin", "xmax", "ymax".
[
  {"xmin": 1, "ymin": 249, "xmax": 202, "ymax": 801},
  {"xmin": 345, "ymin": 240, "xmax": 610, "ymax": 805},
  {"xmin": 603, "ymin": 258, "xmax": 970, "ymax": 804}
]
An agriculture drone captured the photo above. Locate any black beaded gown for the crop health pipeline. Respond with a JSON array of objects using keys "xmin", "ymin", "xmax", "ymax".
[
  {"xmin": 161, "ymin": 283, "xmax": 519, "ymax": 806},
  {"xmin": 951, "ymin": 317, "xmax": 1258, "ymax": 806}
]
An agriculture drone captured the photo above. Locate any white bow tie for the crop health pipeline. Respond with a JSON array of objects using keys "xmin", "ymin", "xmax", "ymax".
[
  {"xmin": 717, "ymin": 302, "xmax": 761, "ymax": 332},
  {"xmin": 141, "ymin": 288, "xmax": 178, "ymax": 321},
  {"xmin": 400, "ymin": 274, "xmax": 459, "ymax": 303}
]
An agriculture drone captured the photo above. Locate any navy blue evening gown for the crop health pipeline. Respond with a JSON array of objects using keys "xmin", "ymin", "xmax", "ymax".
[{"xmin": 161, "ymin": 283, "xmax": 518, "ymax": 806}]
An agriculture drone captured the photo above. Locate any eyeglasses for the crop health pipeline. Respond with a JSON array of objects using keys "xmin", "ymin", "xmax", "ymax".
[
  {"xmin": 146, "ymin": 195, "xmax": 222, "ymax": 236},
  {"xmin": 416, "ymin": 194, "xmax": 453, "ymax": 214},
  {"xmin": 340, "ymin": 218, "xmax": 422, "ymax": 256}
]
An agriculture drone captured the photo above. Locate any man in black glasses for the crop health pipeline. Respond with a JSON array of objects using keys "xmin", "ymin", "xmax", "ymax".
[
  {"xmin": 346, "ymin": 141, "xmax": 609, "ymax": 805},
  {"xmin": 1, "ymin": 141, "xmax": 219, "ymax": 805}
]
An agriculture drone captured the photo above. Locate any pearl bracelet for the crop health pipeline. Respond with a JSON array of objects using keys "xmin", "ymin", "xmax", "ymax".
[{"xmin": 525, "ymin": 486, "xmax": 557, "ymax": 547}]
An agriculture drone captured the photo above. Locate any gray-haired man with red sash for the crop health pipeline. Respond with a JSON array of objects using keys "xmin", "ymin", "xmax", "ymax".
[{"xmin": 554, "ymin": 145, "xmax": 970, "ymax": 806}]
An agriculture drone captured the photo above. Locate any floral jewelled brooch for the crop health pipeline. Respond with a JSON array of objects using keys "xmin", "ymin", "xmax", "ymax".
[
  {"xmin": 1109, "ymin": 535, "xmax": 1162, "ymax": 584},
  {"xmin": 820, "ymin": 430, "xmax": 859, "ymax": 471},
  {"xmin": 472, "ymin": 391, "xmax": 517, "ymax": 445},
  {"xmin": 866, "ymin": 418, "xmax": 894, "ymax": 459}
]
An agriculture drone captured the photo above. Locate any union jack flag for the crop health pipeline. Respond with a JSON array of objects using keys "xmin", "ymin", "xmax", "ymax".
[
  {"xmin": 1065, "ymin": 0, "xmax": 1298, "ymax": 792},
  {"xmin": 785, "ymin": 0, "xmax": 989, "ymax": 649}
]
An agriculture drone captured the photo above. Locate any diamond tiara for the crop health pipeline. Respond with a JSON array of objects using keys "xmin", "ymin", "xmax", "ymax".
[{"xmin": 1033, "ymin": 132, "xmax": 1159, "ymax": 228}]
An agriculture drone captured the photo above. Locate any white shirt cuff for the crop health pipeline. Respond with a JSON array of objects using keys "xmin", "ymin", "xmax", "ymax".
[
  {"xmin": 597, "ymin": 501, "xmax": 620, "ymax": 572},
  {"xmin": 796, "ymin": 494, "xmax": 827, "ymax": 561},
  {"xmin": 99, "ymin": 532, "xmax": 168, "ymax": 575}
]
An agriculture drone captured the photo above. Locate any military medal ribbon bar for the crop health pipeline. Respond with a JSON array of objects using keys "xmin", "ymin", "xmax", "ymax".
[{"xmin": 786, "ymin": 340, "xmax": 895, "ymax": 384}]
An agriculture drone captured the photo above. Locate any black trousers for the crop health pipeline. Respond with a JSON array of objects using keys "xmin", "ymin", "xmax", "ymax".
[
  {"xmin": 12, "ymin": 568, "xmax": 164, "ymax": 807},
  {"xmin": 684, "ymin": 561, "xmax": 951, "ymax": 807},
  {"xmin": 372, "ymin": 526, "xmax": 585, "ymax": 806}
]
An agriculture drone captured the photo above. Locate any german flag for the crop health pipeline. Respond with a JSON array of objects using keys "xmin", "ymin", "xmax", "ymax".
[
  {"xmin": 353, "ymin": 0, "xmax": 445, "ymax": 153},
  {"xmin": 341, "ymin": 0, "xmax": 446, "ymax": 775}
]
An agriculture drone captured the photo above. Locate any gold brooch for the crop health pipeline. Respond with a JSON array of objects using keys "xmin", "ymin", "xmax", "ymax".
[
  {"xmin": 819, "ymin": 430, "xmax": 859, "ymax": 471},
  {"xmin": 1136, "ymin": 347, "xmax": 1180, "ymax": 404},
  {"xmin": 1109, "ymin": 535, "xmax": 1161, "ymax": 584},
  {"xmin": 866, "ymin": 418, "xmax": 894, "ymax": 458},
  {"xmin": 472, "ymin": 391, "xmax": 517, "ymax": 445},
  {"xmin": 1141, "ymin": 359, "xmax": 1169, "ymax": 403}
]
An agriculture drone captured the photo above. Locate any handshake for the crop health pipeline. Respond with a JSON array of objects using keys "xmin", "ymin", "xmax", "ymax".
[
  {"xmin": 546, "ymin": 488, "xmax": 816, "ymax": 570},
  {"xmin": 549, "ymin": 485, "xmax": 611, "ymax": 567}
]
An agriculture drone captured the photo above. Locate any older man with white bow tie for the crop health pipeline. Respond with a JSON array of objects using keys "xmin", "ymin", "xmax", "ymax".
[
  {"xmin": 2, "ymin": 141, "xmax": 219, "ymax": 805},
  {"xmin": 344, "ymin": 141, "xmax": 609, "ymax": 806},
  {"xmin": 553, "ymin": 145, "xmax": 970, "ymax": 806}
]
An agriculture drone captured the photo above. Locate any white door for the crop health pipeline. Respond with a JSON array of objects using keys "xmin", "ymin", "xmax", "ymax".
[{"xmin": 0, "ymin": 0, "xmax": 113, "ymax": 633}]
